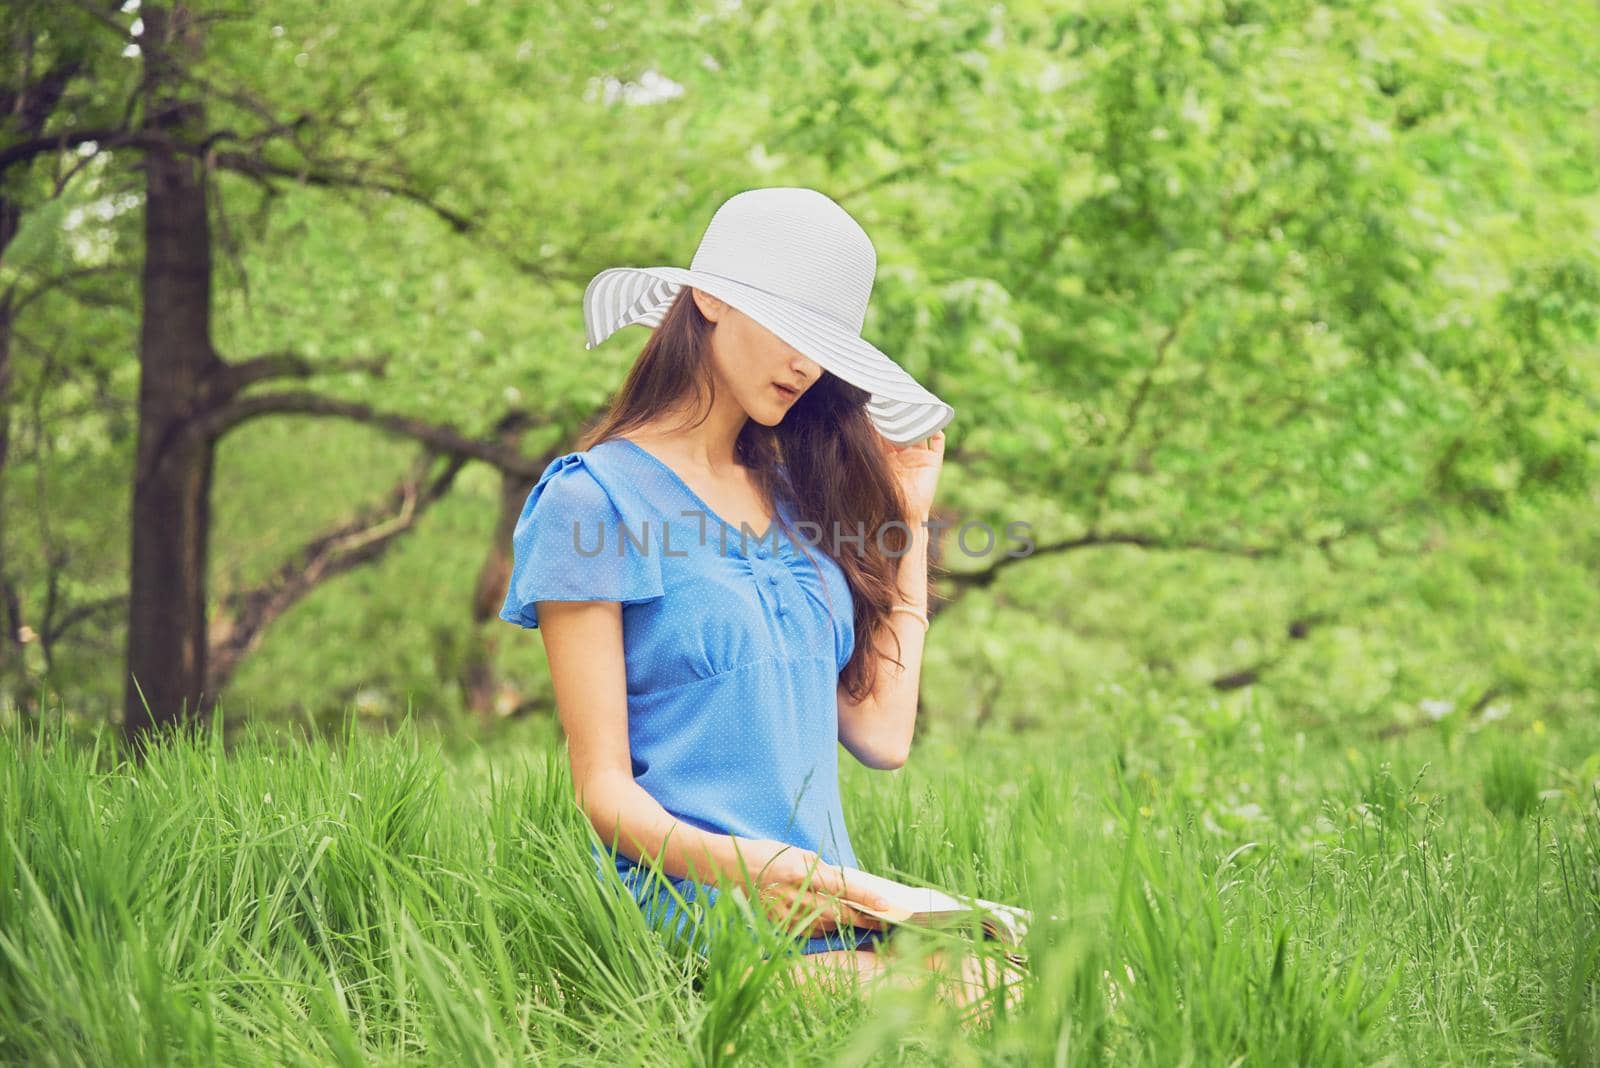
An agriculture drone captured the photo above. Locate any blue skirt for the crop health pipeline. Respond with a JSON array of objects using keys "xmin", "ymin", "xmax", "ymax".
[
  {"xmin": 799, "ymin": 924, "xmax": 890, "ymax": 954},
  {"xmin": 605, "ymin": 853, "xmax": 890, "ymax": 956}
]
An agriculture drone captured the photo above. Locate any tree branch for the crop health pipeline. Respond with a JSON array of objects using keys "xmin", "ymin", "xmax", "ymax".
[
  {"xmin": 1086, "ymin": 306, "xmax": 1192, "ymax": 530},
  {"xmin": 207, "ymin": 148, "xmax": 475, "ymax": 234},
  {"xmin": 12, "ymin": 263, "xmax": 134, "ymax": 320},
  {"xmin": 199, "ymin": 144, "xmax": 589, "ymax": 286},
  {"xmin": 944, "ymin": 528, "xmax": 1285, "ymax": 594},
  {"xmin": 40, "ymin": 593, "xmax": 125, "ymax": 648},
  {"xmin": 1209, "ymin": 612, "xmax": 1334, "ymax": 690},
  {"xmin": 193, "ymin": 389, "xmax": 545, "ymax": 477},
  {"xmin": 0, "ymin": 112, "xmax": 186, "ymax": 175},
  {"xmin": 202, "ymin": 350, "xmax": 389, "ymax": 405},
  {"xmin": 205, "ymin": 449, "xmax": 470, "ymax": 693}
]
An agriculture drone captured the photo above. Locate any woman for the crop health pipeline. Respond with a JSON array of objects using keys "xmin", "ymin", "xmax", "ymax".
[{"xmin": 500, "ymin": 189, "xmax": 1014, "ymax": 1010}]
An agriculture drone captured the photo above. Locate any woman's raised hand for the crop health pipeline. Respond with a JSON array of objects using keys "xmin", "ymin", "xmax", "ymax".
[
  {"xmin": 731, "ymin": 837, "xmax": 891, "ymax": 938},
  {"xmin": 879, "ymin": 428, "xmax": 946, "ymax": 521}
]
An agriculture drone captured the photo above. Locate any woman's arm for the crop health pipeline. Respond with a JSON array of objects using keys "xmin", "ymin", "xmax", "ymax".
[
  {"xmin": 538, "ymin": 598, "xmax": 764, "ymax": 886},
  {"xmin": 837, "ymin": 429, "xmax": 946, "ymax": 770},
  {"xmin": 836, "ymin": 513, "xmax": 931, "ymax": 770}
]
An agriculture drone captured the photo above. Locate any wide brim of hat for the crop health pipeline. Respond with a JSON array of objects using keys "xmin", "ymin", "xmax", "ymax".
[{"xmin": 582, "ymin": 265, "xmax": 955, "ymax": 445}]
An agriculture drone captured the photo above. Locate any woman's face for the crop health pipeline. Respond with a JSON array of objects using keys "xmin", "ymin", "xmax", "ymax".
[{"xmin": 692, "ymin": 288, "xmax": 824, "ymax": 427}]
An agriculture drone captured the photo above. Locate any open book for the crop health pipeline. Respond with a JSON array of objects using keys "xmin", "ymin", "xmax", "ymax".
[{"xmin": 832, "ymin": 865, "xmax": 1032, "ymax": 964}]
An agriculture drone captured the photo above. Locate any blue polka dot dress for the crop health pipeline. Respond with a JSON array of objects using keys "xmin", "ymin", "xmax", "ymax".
[{"xmin": 498, "ymin": 436, "xmax": 887, "ymax": 956}]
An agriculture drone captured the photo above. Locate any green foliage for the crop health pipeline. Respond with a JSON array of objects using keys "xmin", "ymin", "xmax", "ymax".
[{"xmin": 3, "ymin": 0, "xmax": 1597, "ymax": 724}]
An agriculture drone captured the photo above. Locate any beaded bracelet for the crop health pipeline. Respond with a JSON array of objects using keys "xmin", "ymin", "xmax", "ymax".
[{"xmin": 890, "ymin": 604, "xmax": 930, "ymax": 630}]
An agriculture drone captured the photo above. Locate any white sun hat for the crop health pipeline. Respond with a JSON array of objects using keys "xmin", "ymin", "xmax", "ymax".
[{"xmin": 581, "ymin": 186, "xmax": 955, "ymax": 445}]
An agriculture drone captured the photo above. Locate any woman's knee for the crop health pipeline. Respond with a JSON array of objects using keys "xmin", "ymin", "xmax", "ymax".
[
  {"xmin": 877, "ymin": 944, "xmax": 1026, "ymax": 1012},
  {"xmin": 790, "ymin": 948, "xmax": 888, "ymax": 985},
  {"xmin": 786, "ymin": 942, "xmax": 1022, "ymax": 1008}
]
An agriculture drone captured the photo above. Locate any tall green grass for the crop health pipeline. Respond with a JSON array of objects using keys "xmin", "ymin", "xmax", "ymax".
[{"xmin": 0, "ymin": 698, "xmax": 1595, "ymax": 1065}]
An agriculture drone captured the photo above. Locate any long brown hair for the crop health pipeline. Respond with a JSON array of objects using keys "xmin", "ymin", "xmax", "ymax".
[{"xmin": 575, "ymin": 287, "xmax": 916, "ymax": 700}]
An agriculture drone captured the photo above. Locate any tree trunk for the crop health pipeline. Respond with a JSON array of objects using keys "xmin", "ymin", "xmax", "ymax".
[
  {"xmin": 123, "ymin": 3, "xmax": 221, "ymax": 745},
  {"xmin": 463, "ymin": 464, "xmax": 538, "ymax": 724}
]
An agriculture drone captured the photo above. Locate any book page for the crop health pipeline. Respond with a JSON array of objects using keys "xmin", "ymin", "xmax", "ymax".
[
  {"xmin": 834, "ymin": 866, "xmax": 997, "ymax": 919},
  {"xmin": 831, "ymin": 865, "xmax": 1034, "ymax": 948}
]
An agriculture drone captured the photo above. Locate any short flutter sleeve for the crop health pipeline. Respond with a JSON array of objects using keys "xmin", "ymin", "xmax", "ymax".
[
  {"xmin": 498, "ymin": 451, "xmax": 665, "ymax": 630},
  {"xmin": 835, "ymin": 608, "xmax": 856, "ymax": 675}
]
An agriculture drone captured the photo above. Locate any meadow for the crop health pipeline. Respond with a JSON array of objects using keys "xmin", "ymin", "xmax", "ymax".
[{"xmin": 3, "ymin": 680, "xmax": 1595, "ymax": 1065}]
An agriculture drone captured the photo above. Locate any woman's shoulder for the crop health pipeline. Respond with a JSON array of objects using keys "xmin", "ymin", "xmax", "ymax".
[
  {"xmin": 498, "ymin": 440, "xmax": 663, "ymax": 630},
  {"xmin": 528, "ymin": 439, "xmax": 642, "ymax": 515}
]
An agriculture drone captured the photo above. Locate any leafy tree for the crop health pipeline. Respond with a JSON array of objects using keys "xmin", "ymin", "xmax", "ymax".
[{"xmin": 2, "ymin": 0, "xmax": 1595, "ymax": 734}]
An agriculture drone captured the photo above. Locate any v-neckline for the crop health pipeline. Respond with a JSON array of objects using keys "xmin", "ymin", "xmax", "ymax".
[{"xmin": 610, "ymin": 437, "xmax": 787, "ymax": 554}]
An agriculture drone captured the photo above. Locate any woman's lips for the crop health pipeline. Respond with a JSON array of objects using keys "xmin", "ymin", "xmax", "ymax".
[{"xmin": 773, "ymin": 383, "xmax": 799, "ymax": 401}]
